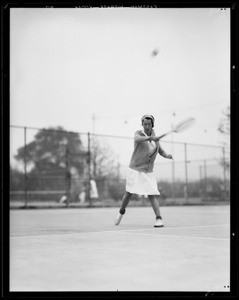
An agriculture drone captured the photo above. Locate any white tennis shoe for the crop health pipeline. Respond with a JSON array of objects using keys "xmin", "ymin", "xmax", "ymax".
[
  {"xmin": 115, "ymin": 213, "xmax": 123, "ymax": 225},
  {"xmin": 154, "ymin": 218, "xmax": 164, "ymax": 227}
]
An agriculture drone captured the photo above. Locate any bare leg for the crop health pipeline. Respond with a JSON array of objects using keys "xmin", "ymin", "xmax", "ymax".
[
  {"xmin": 115, "ymin": 191, "xmax": 133, "ymax": 225},
  {"xmin": 119, "ymin": 191, "xmax": 132, "ymax": 214},
  {"xmin": 148, "ymin": 195, "xmax": 161, "ymax": 218}
]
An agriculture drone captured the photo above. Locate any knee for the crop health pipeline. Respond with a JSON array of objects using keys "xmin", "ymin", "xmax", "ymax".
[
  {"xmin": 148, "ymin": 195, "xmax": 156, "ymax": 202},
  {"xmin": 125, "ymin": 192, "xmax": 132, "ymax": 198}
]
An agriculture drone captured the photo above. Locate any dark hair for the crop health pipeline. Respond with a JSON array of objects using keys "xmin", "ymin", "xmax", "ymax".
[{"xmin": 141, "ymin": 115, "xmax": 154, "ymax": 127}]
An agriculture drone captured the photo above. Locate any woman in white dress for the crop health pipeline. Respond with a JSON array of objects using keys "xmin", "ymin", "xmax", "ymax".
[{"xmin": 115, "ymin": 115, "xmax": 173, "ymax": 227}]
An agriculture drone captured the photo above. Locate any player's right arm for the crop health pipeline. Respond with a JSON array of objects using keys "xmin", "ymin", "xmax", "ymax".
[{"xmin": 134, "ymin": 131, "xmax": 151, "ymax": 143}]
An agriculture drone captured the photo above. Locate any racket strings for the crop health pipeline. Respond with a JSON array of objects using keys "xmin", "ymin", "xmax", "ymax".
[{"xmin": 173, "ymin": 118, "xmax": 195, "ymax": 133}]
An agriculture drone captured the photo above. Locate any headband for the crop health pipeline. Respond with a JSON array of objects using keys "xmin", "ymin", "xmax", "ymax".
[{"xmin": 141, "ymin": 115, "xmax": 155, "ymax": 123}]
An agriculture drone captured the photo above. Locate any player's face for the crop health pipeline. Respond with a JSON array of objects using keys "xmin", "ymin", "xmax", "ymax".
[{"xmin": 142, "ymin": 119, "xmax": 153, "ymax": 135}]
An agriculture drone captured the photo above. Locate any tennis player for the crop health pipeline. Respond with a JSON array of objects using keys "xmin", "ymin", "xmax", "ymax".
[{"xmin": 115, "ymin": 115, "xmax": 173, "ymax": 227}]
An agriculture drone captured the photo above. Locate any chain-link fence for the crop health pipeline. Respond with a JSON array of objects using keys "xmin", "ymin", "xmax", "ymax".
[{"xmin": 10, "ymin": 125, "xmax": 230, "ymax": 207}]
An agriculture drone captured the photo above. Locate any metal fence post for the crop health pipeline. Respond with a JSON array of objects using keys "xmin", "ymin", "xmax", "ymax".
[
  {"xmin": 171, "ymin": 112, "xmax": 175, "ymax": 200},
  {"xmin": 172, "ymin": 159, "xmax": 175, "ymax": 200},
  {"xmin": 117, "ymin": 162, "xmax": 120, "ymax": 183},
  {"xmin": 204, "ymin": 159, "xmax": 207, "ymax": 197},
  {"xmin": 222, "ymin": 147, "xmax": 227, "ymax": 196},
  {"xmin": 184, "ymin": 143, "xmax": 188, "ymax": 203},
  {"xmin": 65, "ymin": 147, "xmax": 70, "ymax": 207},
  {"xmin": 87, "ymin": 132, "xmax": 92, "ymax": 207},
  {"xmin": 199, "ymin": 165, "xmax": 203, "ymax": 199},
  {"xmin": 24, "ymin": 127, "xmax": 28, "ymax": 208}
]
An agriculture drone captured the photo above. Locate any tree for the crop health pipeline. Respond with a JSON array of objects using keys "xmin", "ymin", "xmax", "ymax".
[
  {"xmin": 10, "ymin": 167, "xmax": 25, "ymax": 190},
  {"xmin": 91, "ymin": 137, "xmax": 119, "ymax": 179},
  {"xmin": 218, "ymin": 106, "xmax": 230, "ymax": 140},
  {"xmin": 14, "ymin": 126, "xmax": 87, "ymax": 176},
  {"xmin": 218, "ymin": 106, "xmax": 230, "ymax": 172}
]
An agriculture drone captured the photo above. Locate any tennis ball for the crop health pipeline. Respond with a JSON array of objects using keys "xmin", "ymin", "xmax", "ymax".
[{"xmin": 151, "ymin": 48, "xmax": 159, "ymax": 57}]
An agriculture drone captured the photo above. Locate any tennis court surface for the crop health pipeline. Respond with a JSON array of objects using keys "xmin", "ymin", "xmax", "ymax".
[{"xmin": 10, "ymin": 205, "xmax": 230, "ymax": 292}]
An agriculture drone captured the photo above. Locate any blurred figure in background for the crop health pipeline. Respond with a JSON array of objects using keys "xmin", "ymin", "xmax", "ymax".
[
  {"xmin": 79, "ymin": 187, "xmax": 86, "ymax": 204},
  {"xmin": 90, "ymin": 179, "xmax": 99, "ymax": 201}
]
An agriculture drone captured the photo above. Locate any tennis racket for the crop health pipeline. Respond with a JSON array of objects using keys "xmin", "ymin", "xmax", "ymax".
[{"xmin": 157, "ymin": 117, "xmax": 196, "ymax": 140}]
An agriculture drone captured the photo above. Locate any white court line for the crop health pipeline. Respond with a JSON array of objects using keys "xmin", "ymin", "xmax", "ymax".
[
  {"xmin": 126, "ymin": 224, "xmax": 230, "ymax": 230},
  {"xmin": 115, "ymin": 231, "xmax": 230, "ymax": 241},
  {"xmin": 10, "ymin": 224, "xmax": 230, "ymax": 239}
]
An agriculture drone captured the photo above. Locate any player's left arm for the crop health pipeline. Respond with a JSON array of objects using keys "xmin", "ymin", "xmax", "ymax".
[{"xmin": 158, "ymin": 143, "xmax": 173, "ymax": 159}]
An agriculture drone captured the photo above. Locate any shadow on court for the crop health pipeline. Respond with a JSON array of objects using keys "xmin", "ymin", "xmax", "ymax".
[{"xmin": 10, "ymin": 205, "xmax": 230, "ymax": 292}]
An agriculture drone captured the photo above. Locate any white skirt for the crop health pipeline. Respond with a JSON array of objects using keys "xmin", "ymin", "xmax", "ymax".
[{"xmin": 126, "ymin": 168, "xmax": 160, "ymax": 196}]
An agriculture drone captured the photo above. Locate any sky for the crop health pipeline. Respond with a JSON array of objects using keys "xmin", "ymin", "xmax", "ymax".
[{"xmin": 10, "ymin": 7, "xmax": 230, "ymax": 170}]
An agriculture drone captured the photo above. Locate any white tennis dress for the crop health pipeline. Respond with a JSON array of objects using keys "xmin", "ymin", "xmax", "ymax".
[{"xmin": 126, "ymin": 137, "xmax": 160, "ymax": 196}]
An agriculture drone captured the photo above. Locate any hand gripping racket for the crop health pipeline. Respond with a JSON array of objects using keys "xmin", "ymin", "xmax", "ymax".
[{"xmin": 158, "ymin": 117, "xmax": 196, "ymax": 140}]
